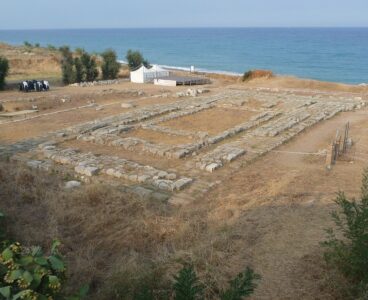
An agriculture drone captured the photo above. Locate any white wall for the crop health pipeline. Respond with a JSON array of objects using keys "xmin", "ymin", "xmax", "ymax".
[{"xmin": 154, "ymin": 79, "xmax": 177, "ymax": 86}]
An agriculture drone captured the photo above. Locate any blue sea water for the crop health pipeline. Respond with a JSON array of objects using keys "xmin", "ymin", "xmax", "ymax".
[{"xmin": 0, "ymin": 28, "xmax": 367, "ymax": 84}]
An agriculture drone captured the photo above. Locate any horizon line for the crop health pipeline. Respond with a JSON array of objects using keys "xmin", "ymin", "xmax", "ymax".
[{"xmin": 1, "ymin": 26, "xmax": 368, "ymax": 31}]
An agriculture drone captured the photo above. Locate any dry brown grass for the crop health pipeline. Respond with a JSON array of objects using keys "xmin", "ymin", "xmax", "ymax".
[{"xmin": 0, "ymin": 160, "xmax": 236, "ymax": 299}]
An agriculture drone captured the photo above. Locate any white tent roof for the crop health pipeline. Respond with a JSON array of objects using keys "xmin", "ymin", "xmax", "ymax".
[{"xmin": 130, "ymin": 64, "xmax": 170, "ymax": 83}]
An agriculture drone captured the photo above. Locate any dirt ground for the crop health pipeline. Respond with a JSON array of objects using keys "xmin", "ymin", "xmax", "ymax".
[
  {"xmin": 1, "ymin": 43, "xmax": 368, "ymax": 299},
  {"xmin": 161, "ymin": 107, "xmax": 257, "ymax": 135}
]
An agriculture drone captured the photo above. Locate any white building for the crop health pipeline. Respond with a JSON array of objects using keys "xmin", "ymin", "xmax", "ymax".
[{"xmin": 130, "ymin": 65, "xmax": 170, "ymax": 83}]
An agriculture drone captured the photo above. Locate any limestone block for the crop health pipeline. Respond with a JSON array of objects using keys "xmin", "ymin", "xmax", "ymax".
[
  {"xmin": 174, "ymin": 178, "xmax": 193, "ymax": 191},
  {"xmin": 65, "ymin": 181, "xmax": 81, "ymax": 189}
]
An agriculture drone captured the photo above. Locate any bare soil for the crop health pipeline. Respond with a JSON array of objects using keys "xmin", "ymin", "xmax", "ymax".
[{"xmin": 161, "ymin": 107, "xmax": 257, "ymax": 135}]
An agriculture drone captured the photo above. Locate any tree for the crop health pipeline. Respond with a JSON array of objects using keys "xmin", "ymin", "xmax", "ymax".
[
  {"xmin": 322, "ymin": 168, "xmax": 368, "ymax": 298},
  {"xmin": 0, "ymin": 56, "xmax": 9, "ymax": 91},
  {"xmin": 126, "ymin": 49, "xmax": 149, "ymax": 70},
  {"xmin": 59, "ymin": 46, "xmax": 75, "ymax": 85},
  {"xmin": 74, "ymin": 57, "xmax": 85, "ymax": 83},
  {"xmin": 81, "ymin": 52, "xmax": 99, "ymax": 82},
  {"xmin": 101, "ymin": 49, "xmax": 120, "ymax": 80}
]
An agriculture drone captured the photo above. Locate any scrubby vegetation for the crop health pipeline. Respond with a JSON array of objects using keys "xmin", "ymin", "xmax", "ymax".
[
  {"xmin": 172, "ymin": 265, "xmax": 260, "ymax": 300},
  {"xmin": 80, "ymin": 51, "xmax": 99, "ymax": 82},
  {"xmin": 0, "ymin": 161, "xmax": 260, "ymax": 299},
  {"xmin": 60, "ymin": 46, "xmax": 76, "ymax": 85},
  {"xmin": 322, "ymin": 168, "xmax": 368, "ymax": 299},
  {"xmin": 60, "ymin": 47, "xmax": 99, "ymax": 84},
  {"xmin": 126, "ymin": 50, "xmax": 149, "ymax": 70},
  {"xmin": 23, "ymin": 41, "xmax": 32, "ymax": 48},
  {"xmin": 242, "ymin": 70, "xmax": 273, "ymax": 82},
  {"xmin": 0, "ymin": 56, "xmax": 9, "ymax": 91},
  {"xmin": 101, "ymin": 49, "xmax": 120, "ymax": 80},
  {"xmin": 0, "ymin": 213, "xmax": 88, "ymax": 300}
]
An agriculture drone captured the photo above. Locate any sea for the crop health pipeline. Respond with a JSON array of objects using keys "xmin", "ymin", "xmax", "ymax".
[{"xmin": 0, "ymin": 28, "xmax": 367, "ymax": 84}]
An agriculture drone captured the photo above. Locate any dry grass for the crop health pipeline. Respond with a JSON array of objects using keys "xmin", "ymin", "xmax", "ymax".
[{"xmin": 0, "ymin": 160, "xmax": 240, "ymax": 299}]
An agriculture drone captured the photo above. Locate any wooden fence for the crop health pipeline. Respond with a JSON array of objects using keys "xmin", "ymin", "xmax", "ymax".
[{"xmin": 326, "ymin": 122, "xmax": 351, "ymax": 169}]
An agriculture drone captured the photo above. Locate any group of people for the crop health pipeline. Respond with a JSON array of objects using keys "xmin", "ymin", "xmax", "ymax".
[{"xmin": 19, "ymin": 80, "xmax": 50, "ymax": 92}]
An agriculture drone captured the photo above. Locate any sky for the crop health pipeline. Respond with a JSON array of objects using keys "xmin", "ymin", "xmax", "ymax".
[{"xmin": 1, "ymin": 0, "xmax": 368, "ymax": 29}]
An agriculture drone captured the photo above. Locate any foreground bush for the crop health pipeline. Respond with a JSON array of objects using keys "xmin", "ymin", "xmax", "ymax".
[
  {"xmin": 172, "ymin": 265, "xmax": 260, "ymax": 300},
  {"xmin": 101, "ymin": 49, "xmax": 120, "ymax": 80},
  {"xmin": 322, "ymin": 168, "xmax": 368, "ymax": 298},
  {"xmin": 0, "ymin": 212, "xmax": 87, "ymax": 300},
  {"xmin": 0, "ymin": 56, "xmax": 9, "ymax": 91}
]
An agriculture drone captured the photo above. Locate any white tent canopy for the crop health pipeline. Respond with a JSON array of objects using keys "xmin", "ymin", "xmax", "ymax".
[{"xmin": 130, "ymin": 65, "xmax": 170, "ymax": 83}]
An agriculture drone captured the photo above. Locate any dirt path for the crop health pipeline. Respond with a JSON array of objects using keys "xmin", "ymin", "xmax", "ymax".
[{"xmin": 186, "ymin": 109, "xmax": 368, "ymax": 299}]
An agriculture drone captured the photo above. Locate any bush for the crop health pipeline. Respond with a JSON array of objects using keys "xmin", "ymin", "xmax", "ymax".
[
  {"xmin": 74, "ymin": 57, "xmax": 84, "ymax": 83},
  {"xmin": 0, "ymin": 212, "xmax": 88, "ymax": 300},
  {"xmin": 126, "ymin": 50, "xmax": 149, "ymax": 70},
  {"xmin": 75, "ymin": 48, "xmax": 85, "ymax": 56},
  {"xmin": 0, "ymin": 56, "xmax": 9, "ymax": 91},
  {"xmin": 23, "ymin": 41, "xmax": 32, "ymax": 48},
  {"xmin": 47, "ymin": 44, "xmax": 57, "ymax": 51},
  {"xmin": 80, "ymin": 52, "xmax": 99, "ymax": 82},
  {"xmin": 173, "ymin": 265, "xmax": 204, "ymax": 300},
  {"xmin": 242, "ymin": 70, "xmax": 273, "ymax": 82},
  {"xmin": 60, "ymin": 46, "xmax": 76, "ymax": 85},
  {"xmin": 125, "ymin": 264, "xmax": 260, "ymax": 300},
  {"xmin": 219, "ymin": 268, "xmax": 261, "ymax": 300},
  {"xmin": 101, "ymin": 49, "xmax": 120, "ymax": 80},
  {"xmin": 322, "ymin": 168, "xmax": 368, "ymax": 298}
]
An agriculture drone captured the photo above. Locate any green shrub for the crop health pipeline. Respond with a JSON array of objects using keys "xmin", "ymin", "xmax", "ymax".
[
  {"xmin": 322, "ymin": 168, "xmax": 368, "ymax": 298},
  {"xmin": 173, "ymin": 265, "xmax": 204, "ymax": 300},
  {"xmin": 172, "ymin": 265, "xmax": 260, "ymax": 300},
  {"xmin": 74, "ymin": 48, "xmax": 85, "ymax": 56},
  {"xmin": 126, "ymin": 50, "xmax": 149, "ymax": 70},
  {"xmin": 23, "ymin": 41, "xmax": 32, "ymax": 48},
  {"xmin": 80, "ymin": 52, "xmax": 99, "ymax": 82},
  {"xmin": 74, "ymin": 57, "xmax": 85, "ymax": 83},
  {"xmin": 60, "ymin": 46, "xmax": 76, "ymax": 85},
  {"xmin": 220, "ymin": 268, "xmax": 261, "ymax": 300},
  {"xmin": 47, "ymin": 44, "xmax": 57, "ymax": 51},
  {"xmin": 101, "ymin": 49, "xmax": 120, "ymax": 80},
  {"xmin": 0, "ymin": 240, "xmax": 88, "ymax": 300},
  {"xmin": 34, "ymin": 43, "xmax": 40, "ymax": 48},
  {"xmin": 0, "ymin": 212, "xmax": 88, "ymax": 300},
  {"xmin": 0, "ymin": 56, "xmax": 9, "ymax": 91}
]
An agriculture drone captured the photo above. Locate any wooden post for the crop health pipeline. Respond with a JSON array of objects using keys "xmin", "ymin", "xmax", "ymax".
[
  {"xmin": 326, "ymin": 142, "xmax": 335, "ymax": 169},
  {"xmin": 342, "ymin": 122, "xmax": 350, "ymax": 153}
]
